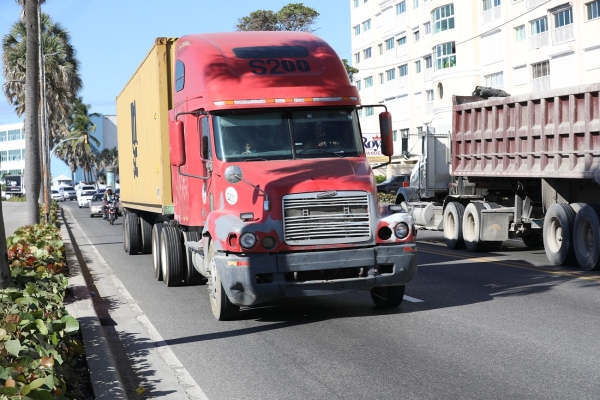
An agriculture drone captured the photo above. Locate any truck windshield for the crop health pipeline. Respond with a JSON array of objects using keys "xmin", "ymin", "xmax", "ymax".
[{"xmin": 213, "ymin": 108, "xmax": 364, "ymax": 161}]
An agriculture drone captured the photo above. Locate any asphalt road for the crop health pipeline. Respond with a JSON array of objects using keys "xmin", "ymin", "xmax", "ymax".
[{"xmin": 63, "ymin": 201, "xmax": 600, "ymax": 400}]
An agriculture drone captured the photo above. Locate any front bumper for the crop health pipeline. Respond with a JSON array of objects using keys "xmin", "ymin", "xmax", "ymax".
[{"xmin": 215, "ymin": 244, "xmax": 417, "ymax": 307}]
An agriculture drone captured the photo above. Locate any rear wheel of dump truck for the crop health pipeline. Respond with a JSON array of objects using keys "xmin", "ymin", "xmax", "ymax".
[
  {"xmin": 182, "ymin": 231, "xmax": 205, "ymax": 286},
  {"xmin": 126, "ymin": 212, "xmax": 141, "ymax": 255},
  {"xmin": 161, "ymin": 225, "xmax": 185, "ymax": 287},
  {"xmin": 572, "ymin": 204, "xmax": 600, "ymax": 271},
  {"xmin": 139, "ymin": 214, "xmax": 153, "ymax": 254},
  {"xmin": 370, "ymin": 285, "xmax": 405, "ymax": 308},
  {"xmin": 463, "ymin": 203, "xmax": 487, "ymax": 252},
  {"xmin": 443, "ymin": 202, "xmax": 466, "ymax": 250},
  {"xmin": 152, "ymin": 223, "xmax": 165, "ymax": 281},
  {"xmin": 543, "ymin": 203, "xmax": 576, "ymax": 266},
  {"xmin": 207, "ymin": 242, "xmax": 239, "ymax": 320}
]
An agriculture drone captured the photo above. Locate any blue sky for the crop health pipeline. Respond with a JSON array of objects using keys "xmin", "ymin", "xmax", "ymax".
[{"xmin": 0, "ymin": 0, "xmax": 351, "ymax": 125}]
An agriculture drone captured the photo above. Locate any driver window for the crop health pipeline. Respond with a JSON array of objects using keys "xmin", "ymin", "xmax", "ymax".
[{"xmin": 201, "ymin": 117, "xmax": 211, "ymax": 160}]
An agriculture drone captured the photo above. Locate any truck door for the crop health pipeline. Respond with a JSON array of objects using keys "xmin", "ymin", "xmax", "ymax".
[{"xmin": 200, "ymin": 116, "xmax": 213, "ymax": 225}]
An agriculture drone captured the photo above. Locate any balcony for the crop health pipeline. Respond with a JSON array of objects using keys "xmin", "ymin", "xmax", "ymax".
[
  {"xmin": 531, "ymin": 76, "xmax": 550, "ymax": 92},
  {"xmin": 481, "ymin": 6, "xmax": 501, "ymax": 25},
  {"xmin": 529, "ymin": 31, "xmax": 549, "ymax": 50},
  {"xmin": 424, "ymin": 67, "xmax": 433, "ymax": 82},
  {"xmin": 526, "ymin": 0, "xmax": 549, "ymax": 10},
  {"xmin": 552, "ymin": 24, "xmax": 574, "ymax": 45}
]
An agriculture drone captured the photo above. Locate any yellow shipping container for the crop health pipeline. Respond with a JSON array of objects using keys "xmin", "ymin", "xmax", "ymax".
[{"xmin": 116, "ymin": 38, "xmax": 177, "ymax": 215}]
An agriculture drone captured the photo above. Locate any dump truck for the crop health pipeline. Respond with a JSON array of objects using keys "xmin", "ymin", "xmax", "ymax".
[
  {"xmin": 396, "ymin": 83, "xmax": 600, "ymax": 271},
  {"xmin": 116, "ymin": 32, "xmax": 418, "ymax": 320}
]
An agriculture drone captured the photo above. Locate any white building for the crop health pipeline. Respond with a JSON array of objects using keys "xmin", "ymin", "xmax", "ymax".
[
  {"xmin": 0, "ymin": 122, "xmax": 25, "ymax": 178},
  {"xmin": 351, "ymin": 0, "xmax": 600, "ymax": 174}
]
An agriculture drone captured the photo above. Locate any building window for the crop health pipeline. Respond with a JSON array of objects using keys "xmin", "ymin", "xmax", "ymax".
[
  {"xmin": 413, "ymin": 30, "xmax": 420, "ymax": 42},
  {"xmin": 587, "ymin": 0, "xmax": 600, "ymax": 20},
  {"xmin": 386, "ymin": 68, "xmax": 396, "ymax": 81},
  {"xmin": 554, "ymin": 8, "xmax": 573, "ymax": 27},
  {"xmin": 366, "ymin": 107, "xmax": 374, "ymax": 116},
  {"xmin": 400, "ymin": 129, "xmax": 409, "ymax": 152},
  {"xmin": 379, "ymin": 73, "xmax": 384, "ymax": 84},
  {"xmin": 0, "ymin": 131, "xmax": 6, "ymax": 142},
  {"xmin": 8, "ymin": 150, "xmax": 21, "ymax": 161},
  {"xmin": 378, "ymin": 44, "xmax": 383, "ymax": 55},
  {"xmin": 532, "ymin": 60, "xmax": 550, "ymax": 78},
  {"xmin": 385, "ymin": 37, "xmax": 395, "ymax": 50},
  {"xmin": 414, "ymin": 0, "xmax": 419, "ymax": 8},
  {"xmin": 354, "ymin": 0, "xmax": 359, "ymax": 8},
  {"xmin": 531, "ymin": 17, "xmax": 547, "ymax": 34},
  {"xmin": 482, "ymin": 0, "xmax": 500, "ymax": 11},
  {"xmin": 415, "ymin": 60, "xmax": 422, "ymax": 73},
  {"xmin": 363, "ymin": 19, "xmax": 371, "ymax": 32},
  {"xmin": 364, "ymin": 47, "xmax": 372, "ymax": 59},
  {"xmin": 432, "ymin": 4, "xmax": 455, "ymax": 34},
  {"xmin": 364, "ymin": 76, "xmax": 373, "ymax": 88},
  {"xmin": 7, "ymin": 129, "xmax": 21, "ymax": 141},
  {"xmin": 356, "ymin": 80, "xmax": 361, "ymax": 91},
  {"xmin": 485, "ymin": 72, "xmax": 504, "ymax": 88},
  {"xmin": 424, "ymin": 22, "xmax": 431, "ymax": 34},
  {"xmin": 355, "ymin": 52, "xmax": 360, "ymax": 63},
  {"xmin": 515, "ymin": 25, "xmax": 525, "ymax": 41},
  {"xmin": 358, "ymin": 108, "xmax": 363, "ymax": 117},
  {"xmin": 354, "ymin": 25, "xmax": 361, "ymax": 36},
  {"xmin": 397, "ymin": 36, "xmax": 406, "ymax": 47},
  {"xmin": 433, "ymin": 41, "xmax": 456, "ymax": 70},
  {"xmin": 399, "ymin": 64, "xmax": 408, "ymax": 76},
  {"xmin": 396, "ymin": 1, "xmax": 406, "ymax": 14},
  {"xmin": 426, "ymin": 89, "xmax": 434, "ymax": 101},
  {"xmin": 425, "ymin": 56, "xmax": 433, "ymax": 69},
  {"xmin": 393, "ymin": 130, "xmax": 397, "ymax": 141},
  {"xmin": 0, "ymin": 151, "xmax": 6, "ymax": 162}
]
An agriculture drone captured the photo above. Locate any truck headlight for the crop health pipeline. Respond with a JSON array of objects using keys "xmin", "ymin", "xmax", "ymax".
[
  {"xmin": 394, "ymin": 222, "xmax": 409, "ymax": 239},
  {"xmin": 240, "ymin": 232, "xmax": 257, "ymax": 249}
]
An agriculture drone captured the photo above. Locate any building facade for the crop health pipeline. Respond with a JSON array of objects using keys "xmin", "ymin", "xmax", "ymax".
[
  {"xmin": 351, "ymin": 0, "xmax": 600, "ymax": 173},
  {"xmin": 0, "ymin": 122, "xmax": 25, "ymax": 178}
]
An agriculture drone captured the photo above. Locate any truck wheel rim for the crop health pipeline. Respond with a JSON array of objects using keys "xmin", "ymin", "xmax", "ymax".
[
  {"xmin": 445, "ymin": 212, "xmax": 456, "ymax": 239},
  {"xmin": 464, "ymin": 213, "xmax": 476, "ymax": 242},
  {"xmin": 547, "ymin": 218, "xmax": 562, "ymax": 254}
]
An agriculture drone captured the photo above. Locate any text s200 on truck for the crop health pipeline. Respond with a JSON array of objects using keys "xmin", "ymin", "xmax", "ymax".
[{"xmin": 116, "ymin": 32, "xmax": 417, "ymax": 320}]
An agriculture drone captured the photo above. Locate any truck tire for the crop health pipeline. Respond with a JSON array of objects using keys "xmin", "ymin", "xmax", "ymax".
[
  {"xmin": 522, "ymin": 230, "xmax": 543, "ymax": 248},
  {"xmin": 543, "ymin": 203, "xmax": 576, "ymax": 266},
  {"xmin": 152, "ymin": 223, "xmax": 165, "ymax": 281},
  {"xmin": 443, "ymin": 202, "xmax": 466, "ymax": 249},
  {"xmin": 182, "ymin": 231, "xmax": 205, "ymax": 286},
  {"xmin": 462, "ymin": 202, "xmax": 487, "ymax": 252},
  {"xmin": 370, "ymin": 285, "xmax": 405, "ymax": 308},
  {"xmin": 207, "ymin": 242, "xmax": 239, "ymax": 320},
  {"xmin": 122, "ymin": 211, "xmax": 128, "ymax": 252},
  {"xmin": 160, "ymin": 225, "xmax": 185, "ymax": 287},
  {"xmin": 126, "ymin": 212, "xmax": 141, "ymax": 255},
  {"xmin": 139, "ymin": 214, "xmax": 153, "ymax": 254},
  {"xmin": 572, "ymin": 204, "xmax": 600, "ymax": 271}
]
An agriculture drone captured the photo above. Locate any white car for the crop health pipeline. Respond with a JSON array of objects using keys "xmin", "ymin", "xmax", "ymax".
[
  {"xmin": 51, "ymin": 189, "xmax": 61, "ymax": 201},
  {"xmin": 78, "ymin": 188, "xmax": 97, "ymax": 208},
  {"xmin": 76, "ymin": 185, "xmax": 96, "ymax": 197},
  {"xmin": 58, "ymin": 186, "xmax": 77, "ymax": 201}
]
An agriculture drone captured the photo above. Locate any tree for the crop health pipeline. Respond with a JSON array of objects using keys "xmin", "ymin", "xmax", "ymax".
[
  {"xmin": 236, "ymin": 3, "xmax": 319, "ymax": 33},
  {"xmin": 342, "ymin": 59, "xmax": 359, "ymax": 83}
]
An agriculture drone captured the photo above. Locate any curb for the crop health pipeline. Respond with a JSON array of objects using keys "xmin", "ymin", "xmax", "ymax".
[{"xmin": 61, "ymin": 211, "xmax": 128, "ymax": 399}]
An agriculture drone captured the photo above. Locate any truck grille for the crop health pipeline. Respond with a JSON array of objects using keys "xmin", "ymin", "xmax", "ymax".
[{"xmin": 282, "ymin": 192, "xmax": 371, "ymax": 245}]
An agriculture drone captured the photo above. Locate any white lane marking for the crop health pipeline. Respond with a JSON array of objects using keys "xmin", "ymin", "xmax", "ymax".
[
  {"xmin": 403, "ymin": 295, "xmax": 424, "ymax": 303},
  {"xmin": 66, "ymin": 208, "xmax": 209, "ymax": 400}
]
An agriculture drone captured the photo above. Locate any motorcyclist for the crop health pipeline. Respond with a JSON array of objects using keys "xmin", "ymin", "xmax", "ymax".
[{"xmin": 102, "ymin": 188, "xmax": 117, "ymax": 220}]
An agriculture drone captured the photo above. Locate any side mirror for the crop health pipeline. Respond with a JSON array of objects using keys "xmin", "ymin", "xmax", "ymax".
[
  {"xmin": 169, "ymin": 120, "xmax": 186, "ymax": 166},
  {"xmin": 379, "ymin": 111, "xmax": 394, "ymax": 157}
]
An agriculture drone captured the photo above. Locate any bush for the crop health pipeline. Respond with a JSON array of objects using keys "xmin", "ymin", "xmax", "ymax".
[
  {"xmin": 0, "ymin": 224, "xmax": 85, "ymax": 399},
  {"xmin": 375, "ymin": 175, "xmax": 386, "ymax": 184},
  {"xmin": 378, "ymin": 192, "xmax": 395, "ymax": 204}
]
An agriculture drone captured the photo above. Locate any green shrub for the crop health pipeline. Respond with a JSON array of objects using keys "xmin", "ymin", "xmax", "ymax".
[
  {"xmin": 0, "ymin": 224, "xmax": 84, "ymax": 399},
  {"xmin": 375, "ymin": 175, "xmax": 386, "ymax": 184},
  {"xmin": 378, "ymin": 192, "xmax": 396, "ymax": 204}
]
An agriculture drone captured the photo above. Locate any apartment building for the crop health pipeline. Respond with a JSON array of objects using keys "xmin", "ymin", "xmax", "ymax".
[
  {"xmin": 0, "ymin": 122, "xmax": 25, "ymax": 178},
  {"xmin": 350, "ymin": 0, "xmax": 600, "ymax": 172}
]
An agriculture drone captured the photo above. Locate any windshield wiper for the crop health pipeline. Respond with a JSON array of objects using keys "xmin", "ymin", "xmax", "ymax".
[
  {"xmin": 244, "ymin": 158, "xmax": 268, "ymax": 162},
  {"xmin": 296, "ymin": 148, "xmax": 344, "ymax": 158}
]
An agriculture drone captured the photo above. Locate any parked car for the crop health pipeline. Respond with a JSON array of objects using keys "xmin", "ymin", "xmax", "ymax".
[
  {"xmin": 89, "ymin": 193, "xmax": 105, "ymax": 218},
  {"xmin": 376, "ymin": 175, "xmax": 411, "ymax": 195},
  {"xmin": 58, "ymin": 186, "xmax": 77, "ymax": 201},
  {"xmin": 77, "ymin": 188, "xmax": 97, "ymax": 208},
  {"xmin": 51, "ymin": 189, "xmax": 61, "ymax": 201}
]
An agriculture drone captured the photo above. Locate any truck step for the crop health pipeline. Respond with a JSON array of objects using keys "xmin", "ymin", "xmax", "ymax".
[{"xmin": 184, "ymin": 241, "xmax": 203, "ymax": 256}]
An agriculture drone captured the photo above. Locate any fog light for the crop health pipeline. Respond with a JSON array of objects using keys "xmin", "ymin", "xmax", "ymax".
[
  {"xmin": 240, "ymin": 232, "xmax": 257, "ymax": 249},
  {"xmin": 262, "ymin": 236, "xmax": 277, "ymax": 250},
  {"xmin": 394, "ymin": 222, "xmax": 409, "ymax": 239}
]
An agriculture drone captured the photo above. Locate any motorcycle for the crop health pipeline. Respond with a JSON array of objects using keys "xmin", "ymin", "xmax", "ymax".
[{"xmin": 106, "ymin": 199, "xmax": 118, "ymax": 225}]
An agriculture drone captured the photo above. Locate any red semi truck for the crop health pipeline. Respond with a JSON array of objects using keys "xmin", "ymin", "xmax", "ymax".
[{"xmin": 116, "ymin": 32, "xmax": 418, "ymax": 320}]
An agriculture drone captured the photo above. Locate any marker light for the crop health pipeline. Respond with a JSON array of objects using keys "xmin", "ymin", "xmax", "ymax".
[{"xmin": 214, "ymin": 96, "xmax": 358, "ymax": 106}]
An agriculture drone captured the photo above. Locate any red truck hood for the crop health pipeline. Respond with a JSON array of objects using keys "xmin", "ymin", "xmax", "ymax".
[{"xmin": 224, "ymin": 158, "xmax": 375, "ymax": 195}]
